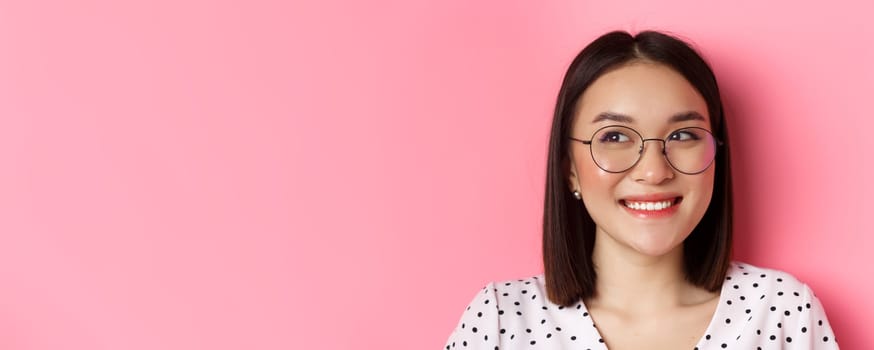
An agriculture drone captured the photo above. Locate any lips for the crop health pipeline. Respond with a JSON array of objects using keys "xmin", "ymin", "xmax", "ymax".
[
  {"xmin": 618, "ymin": 194, "xmax": 683, "ymax": 218},
  {"xmin": 623, "ymin": 199, "xmax": 676, "ymax": 211}
]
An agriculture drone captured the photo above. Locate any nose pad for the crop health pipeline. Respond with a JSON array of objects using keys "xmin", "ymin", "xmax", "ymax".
[
  {"xmin": 637, "ymin": 141, "xmax": 667, "ymax": 156},
  {"xmin": 633, "ymin": 139, "xmax": 674, "ymax": 182}
]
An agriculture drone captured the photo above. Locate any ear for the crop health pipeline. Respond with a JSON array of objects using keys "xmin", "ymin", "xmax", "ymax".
[{"xmin": 566, "ymin": 158, "xmax": 579, "ymax": 192}]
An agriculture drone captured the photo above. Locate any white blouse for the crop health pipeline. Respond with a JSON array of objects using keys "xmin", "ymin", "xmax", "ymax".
[{"xmin": 444, "ymin": 261, "xmax": 838, "ymax": 349}]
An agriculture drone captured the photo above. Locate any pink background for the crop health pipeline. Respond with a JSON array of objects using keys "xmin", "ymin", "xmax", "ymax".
[{"xmin": 0, "ymin": 0, "xmax": 870, "ymax": 349}]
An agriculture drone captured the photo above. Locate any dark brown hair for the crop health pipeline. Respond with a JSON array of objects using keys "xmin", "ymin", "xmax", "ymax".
[{"xmin": 543, "ymin": 30, "xmax": 733, "ymax": 306}]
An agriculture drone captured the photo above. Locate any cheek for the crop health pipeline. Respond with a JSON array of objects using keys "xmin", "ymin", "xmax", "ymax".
[
  {"xmin": 579, "ymin": 161, "xmax": 602, "ymax": 189},
  {"xmin": 577, "ymin": 155, "xmax": 619, "ymax": 200},
  {"xmin": 702, "ymin": 167, "xmax": 716, "ymax": 194},
  {"xmin": 689, "ymin": 168, "xmax": 716, "ymax": 209}
]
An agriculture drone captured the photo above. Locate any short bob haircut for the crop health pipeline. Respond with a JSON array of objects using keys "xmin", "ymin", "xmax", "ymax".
[{"xmin": 543, "ymin": 30, "xmax": 733, "ymax": 306}]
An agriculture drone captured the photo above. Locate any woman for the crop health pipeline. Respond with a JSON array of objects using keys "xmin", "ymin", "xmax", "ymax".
[{"xmin": 443, "ymin": 30, "xmax": 838, "ymax": 349}]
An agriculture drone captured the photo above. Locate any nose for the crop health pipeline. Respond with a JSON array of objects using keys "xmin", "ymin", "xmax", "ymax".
[{"xmin": 629, "ymin": 139, "xmax": 674, "ymax": 184}]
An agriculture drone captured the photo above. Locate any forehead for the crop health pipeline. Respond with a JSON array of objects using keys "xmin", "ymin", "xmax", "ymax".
[{"xmin": 574, "ymin": 62, "xmax": 710, "ymax": 129}]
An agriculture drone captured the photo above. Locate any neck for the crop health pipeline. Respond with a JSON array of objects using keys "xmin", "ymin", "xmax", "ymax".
[{"xmin": 588, "ymin": 228, "xmax": 698, "ymax": 313}]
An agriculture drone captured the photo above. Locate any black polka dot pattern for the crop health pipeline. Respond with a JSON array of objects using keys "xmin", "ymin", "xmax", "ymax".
[{"xmin": 444, "ymin": 261, "xmax": 838, "ymax": 349}]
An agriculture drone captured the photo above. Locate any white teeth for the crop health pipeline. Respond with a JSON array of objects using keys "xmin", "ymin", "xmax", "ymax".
[{"xmin": 624, "ymin": 200, "xmax": 674, "ymax": 211}]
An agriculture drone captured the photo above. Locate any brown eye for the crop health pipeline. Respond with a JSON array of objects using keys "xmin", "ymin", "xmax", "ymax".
[
  {"xmin": 669, "ymin": 130, "xmax": 701, "ymax": 142},
  {"xmin": 598, "ymin": 131, "xmax": 631, "ymax": 143}
]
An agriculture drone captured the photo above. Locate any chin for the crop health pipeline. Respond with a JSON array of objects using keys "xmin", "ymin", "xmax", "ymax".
[{"xmin": 628, "ymin": 235, "xmax": 685, "ymax": 257}]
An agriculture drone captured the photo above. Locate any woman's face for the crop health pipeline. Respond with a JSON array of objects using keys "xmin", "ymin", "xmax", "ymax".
[{"xmin": 567, "ymin": 62, "xmax": 715, "ymax": 257}]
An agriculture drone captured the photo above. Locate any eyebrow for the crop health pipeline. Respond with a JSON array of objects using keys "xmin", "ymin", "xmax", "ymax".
[{"xmin": 591, "ymin": 111, "xmax": 707, "ymax": 124}]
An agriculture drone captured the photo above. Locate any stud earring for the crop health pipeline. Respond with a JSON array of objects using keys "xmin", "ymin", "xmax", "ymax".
[{"xmin": 572, "ymin": 190, "xmax": 581, "ymax": 200}]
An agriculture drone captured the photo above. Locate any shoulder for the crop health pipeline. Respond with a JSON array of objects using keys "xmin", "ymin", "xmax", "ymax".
[
  {"xmin": 446, "ymin": 273, "xmax": 605, "ymax": 348},
  {"xmin": 726, "ymin": 261, "xmax": 809, "ymax": 292},
  {"xmin": 722, "ymin": 261, "xmax": 839, "ymax": 347},
  {"xmin": 445, "ymin": 273, "xmax": 571, "ymax": 349},
  {"xmin": 724, "ymin": 261, "xmax": 816, "ymax": 307},
  {"xmin": 725, "ymin": 261, "xmax": 823, "ymax": 321},
  {"xmin": 463, "ymin": 273, "xmax": 551, "ymax": 313},
  {"xmin": 492, "ymin": 274, "xmax": 548, "ymax": 303}
]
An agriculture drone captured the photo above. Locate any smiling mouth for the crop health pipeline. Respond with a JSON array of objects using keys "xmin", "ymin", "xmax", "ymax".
[{"xmin": 619, "ymin": 197, "xmax": 683, "ymax": 211}]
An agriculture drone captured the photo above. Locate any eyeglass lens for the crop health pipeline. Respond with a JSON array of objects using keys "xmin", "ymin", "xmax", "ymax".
[{"xmin": 589, "ymin": 125, "xmax": 717, "ymax": 174}]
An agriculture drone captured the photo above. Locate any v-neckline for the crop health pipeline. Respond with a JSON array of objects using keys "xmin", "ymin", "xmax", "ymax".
[{"xmin": 575, "ymin": 266, "xmax": 733, "ymax": 350}]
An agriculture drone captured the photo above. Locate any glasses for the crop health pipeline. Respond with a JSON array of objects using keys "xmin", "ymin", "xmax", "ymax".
[{"xmin": 568, "ymin": 125, "xmax": 722, "ymax": 175}]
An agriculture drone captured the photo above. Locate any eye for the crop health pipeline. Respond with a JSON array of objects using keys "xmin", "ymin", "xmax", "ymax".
[
  {"xmin": 669, "ymin": 130, "xmax": 701, "ymax": 141},
  {"xmin": 598, "ymin": 131, "xmax": 632, "ymax": 143}
]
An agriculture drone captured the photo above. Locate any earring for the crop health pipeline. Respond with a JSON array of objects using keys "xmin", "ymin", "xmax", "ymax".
[{"xmin": 572, "ymin": 190, "xmax": 581, "ymax": 200}]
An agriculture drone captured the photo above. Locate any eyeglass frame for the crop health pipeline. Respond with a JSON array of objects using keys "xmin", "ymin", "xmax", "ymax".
[{"xmin": 567, "ymin": 125, "xmax": 724, "ymax": 175}]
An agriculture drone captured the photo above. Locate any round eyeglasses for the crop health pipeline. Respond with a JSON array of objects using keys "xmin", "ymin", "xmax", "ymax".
[{"xmin": 568, "ymin": 125, "xmax": 723, "ymax": 175}]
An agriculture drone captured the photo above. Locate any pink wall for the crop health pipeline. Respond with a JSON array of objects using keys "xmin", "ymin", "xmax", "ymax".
[{"xmin": 0, "ymin": 0, "xmax": 870, "ymax": 349}]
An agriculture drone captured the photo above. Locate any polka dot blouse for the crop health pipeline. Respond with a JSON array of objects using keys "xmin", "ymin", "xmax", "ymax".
[{"xmin": 444, "ymin": 262, "xmax": 838, "ymax": 349}]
